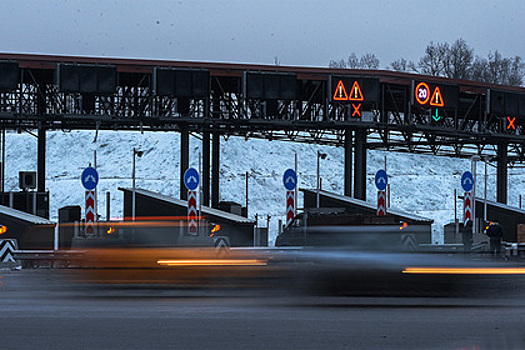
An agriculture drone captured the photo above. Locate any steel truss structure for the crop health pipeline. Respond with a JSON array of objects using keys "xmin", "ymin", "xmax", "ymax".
[{"xmin": 0, "ymin": 53, "xmax": 523, "ymax": 163}]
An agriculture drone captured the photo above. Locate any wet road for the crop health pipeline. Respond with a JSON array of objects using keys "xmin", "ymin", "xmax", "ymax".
[{"xmin": 1, "ymin": 269, "xmax": 524, "ymax": 349}]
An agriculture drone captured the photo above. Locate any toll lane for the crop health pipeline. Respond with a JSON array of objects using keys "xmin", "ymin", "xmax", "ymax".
[{"xmin": 1, "ymin": 270, "xmax": 525, "ymax": 349}]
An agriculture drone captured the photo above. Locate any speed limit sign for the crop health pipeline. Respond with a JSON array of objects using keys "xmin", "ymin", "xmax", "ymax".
[{"xmin": 415, "ymin": 82, "xmax": 430, "ymax": 105}]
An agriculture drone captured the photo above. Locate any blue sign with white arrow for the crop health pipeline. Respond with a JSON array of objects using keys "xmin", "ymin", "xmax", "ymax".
[
  {"xmin": 81, "ymin": 166, "xmax": 99, "ymax": 190},
  {"xmin": 461, "ymin": 171, "xmax": 474, "ymax": 192},
  {"xmin": 375, "ymin": 170, "xmax": 388, "ymax": 191},
  {"xmin": 283, "ymin": 169, "xmax": 297, "ymax": 191},
  {"xmin": 184, "ymin": 168, "xmax": 200, "ymax": 191}
]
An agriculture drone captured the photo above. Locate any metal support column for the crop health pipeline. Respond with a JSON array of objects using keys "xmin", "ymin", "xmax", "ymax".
[
  {"xmin": 211, "ymin": 132, "xmax": 220, "ymax": 209},
  {"xmin": 1, "ymin": 129, "xmax": 5, "ymax": 193},
  {"xmin": 344, "ymin": 128, "xmax": 353, "ymax": 197},
  {"xmin": 37, "ymin": 127, "xmax": 46, "ymax": 192},
  {"xmin": 202, "ymin": 130, "xmax": 210, "ymax": 206},
  {"xmin": 180, "ymin": 127, "xmax": 189, "ymax": 200},
  {"xmin": 354, "ymin": 128, "xmax": 367, "ymax": 201},
  {"xmin": 497, "ymin": 141, "xmax": 508, "ymax": 204}
]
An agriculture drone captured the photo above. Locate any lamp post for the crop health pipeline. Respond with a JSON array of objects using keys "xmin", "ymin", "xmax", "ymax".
[
  {"xmin": 132, "ymin": 147, "xmax": 144, "ymax": 220},
  {"xmin": 316, "ymin": 150, "xmax": 328, "ymax": 208},
  {"xmin": 471, "ymin": 155, "xmax": 480, "ymax": 234}
]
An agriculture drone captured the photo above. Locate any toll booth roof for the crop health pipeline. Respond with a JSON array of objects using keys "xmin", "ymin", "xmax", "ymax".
[
  {"xmin": 301, "ymin": 189, "xmax": 433, "ymax": 224},
  {"xmin": 0, "ymin": 204, "xmax": 55, "ymax": 225},
  {"xmin": 469, "ymin": 197, "xmax": 525, "ymax": 215},
  {"xmin": 118, "ymin": 188, "xmax": 255, "ymax": 225}
]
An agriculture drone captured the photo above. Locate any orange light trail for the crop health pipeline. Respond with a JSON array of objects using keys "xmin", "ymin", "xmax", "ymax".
[
  {"xmin": 157, "ymin": 259, "xmax": 268, "ymax": 266},
  {"xmin": 403, "ymin": 267, "xmax": 525, "ymax": 275}
]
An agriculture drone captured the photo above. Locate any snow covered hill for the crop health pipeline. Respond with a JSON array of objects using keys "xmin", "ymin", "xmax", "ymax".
[{"xmin": 4, "ymin": 130, "xmax": 525, "ymax": 245}]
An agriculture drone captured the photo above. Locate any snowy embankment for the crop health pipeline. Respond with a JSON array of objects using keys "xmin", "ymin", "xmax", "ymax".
[{"xmin": 5, "ymin": 130, "xmax": 525, "ymax": 245}]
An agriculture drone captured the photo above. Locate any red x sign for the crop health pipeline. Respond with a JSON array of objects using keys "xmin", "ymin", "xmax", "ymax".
[
  {"xmin": 352, "ymin": 104, "xmax": 361, "ymax": 117},
  {"xmin": 507, "ymin": 116, "xmax": 516, "ymax": 130}
]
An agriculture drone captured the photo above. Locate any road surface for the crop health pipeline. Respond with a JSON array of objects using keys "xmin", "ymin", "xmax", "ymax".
[{"xmin": 1, "ymin": 269, "xmax": 524, "ymax": 349}]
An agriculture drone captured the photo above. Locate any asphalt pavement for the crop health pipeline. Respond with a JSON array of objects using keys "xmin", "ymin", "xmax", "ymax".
[{"xmin": 1, "ymin": 269, "xmax": 524, "ymax": 349}]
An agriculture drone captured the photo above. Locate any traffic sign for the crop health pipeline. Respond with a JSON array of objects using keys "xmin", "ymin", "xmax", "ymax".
[
  {"xmin": 331, "ymin": 76, "xmax": 380, "ymax": 103},
  {"xmin": 348, "ymin": 81, "xmax": 364, "ymax": 101},
  {"xmin": 283, "ymin": 169, "xmax": 297, "ymax": 191},
  {"xmin": 81, "ymin": 167, "xmax": 99, "ymax": 190},
  {"xmin": 333, "ymin": 80, "xmax": 348, "ymax": 101},
  {"xmin": 375, "ymin": 170, "xmax": 388, "ymax": 191},
  {"xmin": 415, "ymin": 82, "xmax": 430, "ymax": 105},
  {"xmin": 352, "ymin": 103, "xmax": 361, "ymax": 117},
  {"xmin": 184, "ymin": 168, "xmax": 200, "ymax": 191},
  {"xmin": 432, "ymin": 109, "xmax": 442, "ymax": 122},
  {"xmin": 461, "ymin": 171, "xmax": 474, "ymax": 192},
  {"xmin": 429, "ymin": 87, "xmax": 444, "ymax": 107}
]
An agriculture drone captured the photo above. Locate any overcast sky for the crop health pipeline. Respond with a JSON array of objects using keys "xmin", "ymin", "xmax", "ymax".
[{"xmin": 0, "ymin": 0, "xmax": 523, "ymax": 68}]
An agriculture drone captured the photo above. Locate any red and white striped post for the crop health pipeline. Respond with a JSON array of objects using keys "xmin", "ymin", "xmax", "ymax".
[
  {"xmin": 464, "ymin": 191, "xmax": 472, "ymax": 224},
  {"xmin": 377, "ymin": 190, "xmax": 386, "ymax": 216},
  {"xmin": 286, "ymin": 190, "xmax": 295, "ymax": 225},
  {"xmin": 85, "ymin": 190, "xmax": 96, "ymax": 235},
  {"xmin": 188, "ymin": 190, "xmax": 198, "ymax": 235}
]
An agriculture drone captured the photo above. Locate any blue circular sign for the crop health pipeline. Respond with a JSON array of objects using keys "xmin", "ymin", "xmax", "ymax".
[
  {"xmin": 461, "ymin": 171, "xmax": 474, "ymax": 192},
  {"xmin": 81, "ymin": 167, "xmax": 99, "ymax": 190},
  {"xmin": 184, "ymin": 168, "xmax": 200, "ymax": 191},
  {"xmin": 283, "ymin": 169, "xmax": 297, "ymax": 191},
  {"xmin": 375, "ymin": 170, "xmax": 388, "ymax": 191}
]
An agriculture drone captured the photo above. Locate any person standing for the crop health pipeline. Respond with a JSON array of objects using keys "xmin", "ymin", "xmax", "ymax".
[
  {"xmin": 486, "ymin": 221, "xmax": 505, "ymax": 259},
  {"xmin": 462, "ymin": 220, "xmax": 473, "ymax": 253}
]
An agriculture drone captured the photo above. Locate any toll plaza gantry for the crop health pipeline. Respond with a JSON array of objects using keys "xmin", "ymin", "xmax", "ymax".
[{"xmin": 0, "ymin": 53, "xmax": 524, "ymax": 206}]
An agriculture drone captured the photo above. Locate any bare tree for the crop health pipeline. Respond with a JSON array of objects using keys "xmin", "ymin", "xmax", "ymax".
[
  {"xmin": 329, "ymin": 52, "xmax": 381, "ymax": 70},
  {"xmin": 329, "ymin": 59, "xmax": 347, "ymax": 68},
  {"xmin": 443, "ymin": 38, "xmax": 474, "ymax": 79},
  {"xmin": 360, "ymin": 53, "xmax": 380, "ymax": 69},
  {"xmin": 347, "ymin": 53, "xmax": 360, "ymax": 69},
  {"xmin": 329, "ymin": 41, "xmax": 524, "ymax": 86},
  {"xmin": 468, "ymin": 52, "xmax": 524, "ymax": 86},
  {"xmin": 485, "ymin": 51, "xmax": 508, "ymax": 84},
  {"xmin": 389, "ymin": 58, "xmax": 408, "ymax": 72},
  {"xmin": 470, "ymin": 56, "xmax": 489, "ymax": 82},
  {"xmin": 505, "ymin": 56, "xmax": 524, "ymax": 86},
  {"xmin": 415, "ymin": 41, "xmax": 448, "ymax": 76}
]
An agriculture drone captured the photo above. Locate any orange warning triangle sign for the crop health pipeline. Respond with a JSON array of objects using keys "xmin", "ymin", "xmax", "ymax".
[
  {"xmin": 348, "ymin": 81, "xmax": 364, "ymax": 101},
  {"xmin": 333, "ymin": 80, "xmax": 348, "ymax": 101},
  {"xmin": 429, "ymin": 87, "xmax": 444, "ymax": 107}
]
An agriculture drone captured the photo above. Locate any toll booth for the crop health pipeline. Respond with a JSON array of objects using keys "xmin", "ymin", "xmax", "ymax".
[
  {"xmin": 0, "ymin": 204, "xmax": 55, "ymax": 249},
  {"xmin": 0, "ymin": 191, "xmax": 50, "ymax": 219},
  {"xmin": 470, "ymin": 198, "xmax": 525, "ymax": 242},
  {"xmin": 119, "ymin": 188, "xmax": 256, "ymax": 246},
  {"xmin": 58, "ymin": 206, "xmax": 81, "ymax": 249},
  {"xmin": 301, "ymin": 189, "xmax": 433, "ymax": 244}
]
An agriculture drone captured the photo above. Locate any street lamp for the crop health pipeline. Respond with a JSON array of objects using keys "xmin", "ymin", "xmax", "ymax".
[
  {"xmin": 316, "ymin": 150, "xmax": 328, "ymax": 208},
  {"xmin": 132, "ymin": 147, "xmax": 144, "ymax": 220},
  {"xmin": 471, "ymin": 155, "xmax": 480, "ymax": 235}
]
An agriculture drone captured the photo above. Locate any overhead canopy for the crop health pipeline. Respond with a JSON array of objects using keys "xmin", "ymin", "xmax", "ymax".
[{"xmin": 301, "ymin": 189, "xmax": 433, "ymax": 225}]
